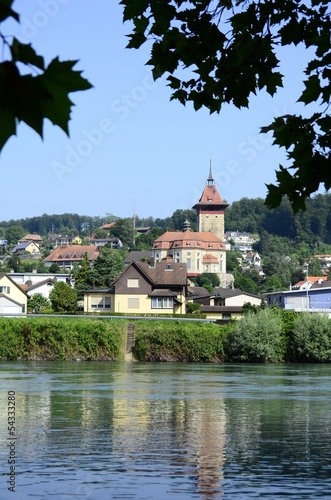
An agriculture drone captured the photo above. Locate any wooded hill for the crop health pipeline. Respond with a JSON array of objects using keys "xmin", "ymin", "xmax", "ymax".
[
  {"xmin": 2, "ymin": 194, "xmax": 331, "ymax": 294},
  {"xmin": 2, "ymin": 194, "xmax": 331, "ymax": 245}
]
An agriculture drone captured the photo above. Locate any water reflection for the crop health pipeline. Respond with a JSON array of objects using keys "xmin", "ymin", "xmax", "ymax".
[{"xmin": 0, "ymin": 363, "xmax": 330, "ymax": 499}]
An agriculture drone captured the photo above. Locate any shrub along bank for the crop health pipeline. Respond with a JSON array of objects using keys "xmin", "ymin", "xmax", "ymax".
[
  {"xmin": 0, "ymin": 317, "xmax": 126, "ymax": 361},
  {"xmin": 133, "ymin": 320, "xmax": 230, "ymax": 362},
  {"xmin": 133, "ymin": 310, "xmax": 331, "ymax": 363},
  {"xmin": 1, "ymin": 310, "xmax": 331, "ymax": 362}
]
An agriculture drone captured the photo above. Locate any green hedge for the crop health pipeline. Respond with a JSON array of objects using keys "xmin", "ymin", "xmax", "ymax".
[
  {"xmin": 0, "ymin": 317, "xmax": 126, "ymax": 361},
  {"xmin": 133, "ymin": 320, "xmax": 230, "ymax": 362}
]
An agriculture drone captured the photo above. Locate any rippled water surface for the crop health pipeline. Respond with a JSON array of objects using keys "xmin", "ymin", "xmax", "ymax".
[{"xmin": 0, "ymin": 362, "xmax": 331, "ymax": 499}]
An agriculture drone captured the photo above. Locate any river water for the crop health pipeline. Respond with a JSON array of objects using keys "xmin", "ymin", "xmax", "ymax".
[{"xmin": 0, "ymin": 362, "xmax": 330, "ymax": 499}]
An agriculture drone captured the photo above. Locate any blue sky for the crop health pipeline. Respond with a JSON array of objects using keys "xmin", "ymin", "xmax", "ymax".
[{"xmin": 0, "ymin": 1, "xmax": 316, "ymax": 222}]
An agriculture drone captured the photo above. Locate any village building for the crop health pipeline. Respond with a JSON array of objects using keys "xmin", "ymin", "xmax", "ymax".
[
  {"xmin": 43, "ymin": 245, "xmax": 100, "ymax": 271},
  {"xmin": 0, "ymin": 273, "xmax": 27, "ymax": 315},
  {"xmin": 11, "ymin": 241, "xmax": 41, "ymax": 256},
  {"xmin": 151, "ymin": 167, "xmax": 233, "ymax": 287},
  {"xmin": 84, "ymin": 259, "xmax": 187, "ymax": 315},
  {"xmin": 266, "ymin": 279, "xmax": 331, "ymax": 314},
  {"xmin": 89, "ymin": 237, "xmax": 122, "ymax": 248},
  {"xmin": 291, "ymin": 276, "xmax": 327, "ymax": 290},
  {"xmin": 45, "ymin": 234, "xmax": 82, "ymax": 248},
  {"xmin": 187, "ymin": 287, "xmax": 262, "ymax": 321}
]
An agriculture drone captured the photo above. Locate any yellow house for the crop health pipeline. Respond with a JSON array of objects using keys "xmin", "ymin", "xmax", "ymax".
[
  {"xmin": 84, "ymin": 260, "xmax": 187, "ymax": 315},
  {"xmin": 0, "ymin": 273, "xmax": 28, "ymax": 314},
  {"xmin": 201, "ymin": 289, "xmax": 262, "ymax": 321},
  {"xmin": 11, "ymin": 241, "xmax": 40, "ymax": 255}
]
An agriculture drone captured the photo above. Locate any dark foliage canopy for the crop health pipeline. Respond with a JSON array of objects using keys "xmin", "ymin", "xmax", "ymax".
[{"xmin": 121, "ymin": 0, "xmax": 331, "ymax": 211}]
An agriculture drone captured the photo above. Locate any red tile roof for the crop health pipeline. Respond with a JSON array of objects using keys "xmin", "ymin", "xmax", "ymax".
[
  {"xmin": 196, "ymin": 184, "xmax": 225, "ymax": 204},
  {"xmin": 202, "ymin": 254, "xmax": 218, "ymax": 264},
  {"xmin": 44, "ymin": 245, "xmax": 100, "ymax": 262},
  {"xmin": 152, "ymin": 230, "xmax": 226, "ymax": 251},
  {"xmin": 19, "ymin": 234, "xmax": 43, "ymax": 242},
  {"xmin": 293, "ymin": 276, "xmax": 327, "ymax": 288}
]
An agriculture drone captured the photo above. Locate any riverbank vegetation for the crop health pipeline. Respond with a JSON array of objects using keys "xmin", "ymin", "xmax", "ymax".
[
  {"xmin": 0, "ymin": 317, "xmax": 125, "ymax": 361},
  {"xmin": 133, "ymin": 309, "xmax": 331, "ymax": 363},
  {"xmin": 1, "ymin": 309, "xmax": 331, "ymax": 362},
  {"xmin": 133, "ymin": 321, "xmax": 229, "ymax": 362}
]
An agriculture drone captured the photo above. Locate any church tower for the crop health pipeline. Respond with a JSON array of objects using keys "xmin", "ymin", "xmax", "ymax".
[{"xmin": 192, "ymin": 164, "xmax": 228, "ymax": 241}]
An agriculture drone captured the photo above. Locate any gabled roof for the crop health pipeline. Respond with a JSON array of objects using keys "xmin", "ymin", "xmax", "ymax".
[
  {"xmin": 310, "ymin": 280, "xmax": 331, "ymax": 289},
  {"xmin": 212, "ymin": 288, "xmax": 261, "ymax": 299},
  {"xmin": 149, "ymin": 288, "xmax": 178, "ymax": 297},
  {"xmin": 99, "ymin": 222, "xmax": 116, "ymax": 230},
  {"xmin": 12, "ymin": 241, "xmax": 39, "ymax": 253},
  {"xmin": 19, "ymin": 234, "xmax": 43, "ymax": 242},
  {"xmin": 0, "ymin": 273, "xmax": 28, "ymax": 296},
  {"xmin": 187, "ymin": 286, "xmax": 210, "ymax": 300},
  {"xmin": 20, "ymin": 278, "xmax": 56, "ymax": 292},
  {"xmin": 245, "ymin": 252, "xmax": 260, "ymax": 258},
  {"xmin": 293, "ymin": 276, "xmax": 327, "ymax": 288},
  {"xmin": 111, "ymin": 260, "xmax": 155, "ymax": 288},
  {"xmin": 111, "ymin": 260, "xmax": 187, "ymax": 288},
  {"xmin": 202, "ymin": 253, "xmax": 218, "ymax": 264},
  {"xmin": 124, "ymin": 251, "xmax": 153, "ymax": 264},
  {"xmin": 187, "ymin": 286, "xmax": 210, "ymax": 298},
  {"xmin": 140, "ymin": 260, "xmax": 187, "ymax": 286},
  {"xmin": 44, "ymin": 245, "xmax": 100, "ymax": 262}
]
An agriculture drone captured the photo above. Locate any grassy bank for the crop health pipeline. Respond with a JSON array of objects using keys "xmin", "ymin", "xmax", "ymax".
[
  {"xmin": 0, "ymin": 317, "xmax": 126, "ymax": 361},
  {"xmin": 1, "ymin": 309, "xmax": 331, "ymax": 362}
]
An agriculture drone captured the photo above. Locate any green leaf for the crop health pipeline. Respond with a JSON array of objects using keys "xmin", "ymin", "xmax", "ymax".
[
  {"xmin": 167, "ymin": 75, "xmax": 181, "ymax": 89},
  {"xmin": 126, "ymin": 32, "xmax": 147, "ymax": 49},
  {"xmin": 40, "ymin": 58, "xmax": 92, "ymax": 134},
  {"xmin": 41, "ymin": 87, "xmax": 74, "ymax": 135},
  {"xmin": 43, "ymin": 58, "xmax": 92, "ymax": 93},
  {"xmin": 0, "ymin": 108, "xmax": 16, "ymax": 150},
  {"xmin": 15, "ymin": 75, "xmax": 51, "ymax": 137},
  {"xmin": 0, "ymin": 0, "xmax": 18, "ymax": 22},
  {"xmin": 10, "ymin": 38, "xmax": 45, "ymax": 70},
  {"xmin": 121, "ymin": 0, "xmax": 150, "ymax": 22},
  {"xmin": 298, "ymin": 75, "xmax": 321, "ymax": 104}
]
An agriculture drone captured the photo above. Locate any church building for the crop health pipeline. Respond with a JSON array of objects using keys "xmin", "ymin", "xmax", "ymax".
[{"xmin": 152, "ymin": 166, "xmax": 231, "ymax": 285}]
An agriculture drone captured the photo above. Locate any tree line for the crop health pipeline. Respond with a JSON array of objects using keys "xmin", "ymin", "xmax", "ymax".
[
  {"xmin": 2, "ymin": 195, "xmax": 331, "ymax": 294},
  {"xmin": 2, "ymin": 194, "xmax": 331, "ymax": 247}
]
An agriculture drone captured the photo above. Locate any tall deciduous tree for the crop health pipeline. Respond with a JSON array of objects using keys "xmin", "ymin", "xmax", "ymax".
[
  {"xmin": 6, "ymin": 225, "xmax": 26, "ymax": 244},
  {"xmin": 49, "ymin": 281, "xmax": 78, "ymax": 313},
  {"xmin": 111, "ymin": 218, "xmax": 135, "ymax": 249},
  {"xmin": 121, "ymin": 0, "xmax": 331, "ymax": 211},
  {"xmin": 28, "ymin": 293, "xmax": 50, "ymax": 313}
]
